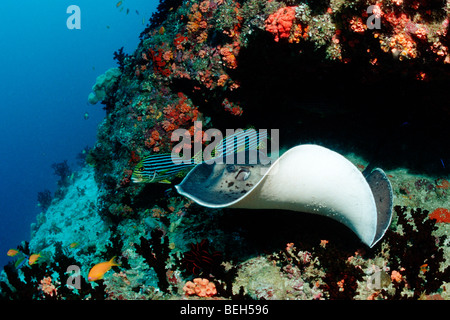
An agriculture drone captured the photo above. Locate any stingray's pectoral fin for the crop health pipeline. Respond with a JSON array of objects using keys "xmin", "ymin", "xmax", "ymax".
[{"xmin": 365, "ymin": 168, "xmax": 393, "ymax": 247}]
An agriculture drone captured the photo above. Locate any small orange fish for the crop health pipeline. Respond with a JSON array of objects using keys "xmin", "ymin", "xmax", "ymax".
[
  {"xmin": 88, "ymin": 257, "xmax": 120, "ymax": 281},
  {"xmin": 116, "ymin": 1, "xmax": 122, "ymax": 8},
  {"xmin": 28, "ymin": 253, "xmax": 41, "ymax": 265},
  {"xmin": 7, "ymin": 249, "xmax": 19, "ymax": 257},
  {"xmin": 159, "ymin": 26, "xmax": 165, "ymax": 35}
]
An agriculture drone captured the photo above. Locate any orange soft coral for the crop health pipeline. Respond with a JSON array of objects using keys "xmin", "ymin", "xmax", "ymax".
[
  {"xmin": 389, "ymin": 33, "xmax": 417, "ymax": 59},
  {"xmin": 161, "ymin": 93, "xmax": 199, "ymax": 133},
  {"xmin": 265, "ymin": 6, "xmax": 297, "ymax": 42},
  {"xmin": 174, "ymin": 34, "xmax": 188, "ymax": 50},
  {"xmin": 38, "ymin": 276, "xmax": 57, "ymax": 297},
  {"xmin": 429, "ymin": 208, "xmax": 450, "ymax": 223},
  {"xmin": 151, "ymin": 129, "xmax": 160, "ymax": 141},
  {"xmin": 349, "ymin": 16, "xmax": 367, "ymax": 34},
  {"xmin": 436, "ymin": 178, "xmax": 449, "ymax": 189},
  {"xmin": 199, "ymin": 0, "xmax": 210, "ymax": 13},
  {"xmin": 183, "ymin": 278, "xmax": 217, "ymax": 297},
  {"xmin": 217, "ymin": 74, "xmax": 229, "ymax": 87},
  {"xmin": 222, "ymin": 98, "xmax": 243, "ymax": 116},
  {"xmin": 219, "ymin": 45, "xmax": 238, "ymax": 69},
  {"xmin": 289, "ymin": 24, "xmax": 309, "ymax": 43},
  {"xmin": 390, "ymin": 270, "xmax": 403, "ymax": 283}
]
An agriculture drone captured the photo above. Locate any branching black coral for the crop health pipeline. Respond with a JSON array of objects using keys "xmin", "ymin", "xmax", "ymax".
[
  {"xmin": 0, "ymin": 242, "xmax": 107, "ymax": 300},
  {"xmin": 382, "ymin": 205, "xmax": 449, "ymax": 299},
  {"xmin": 37, "ymin": 189, "xmax": 52, "ymax": 212},
  {"xmin": 51, "ymin": 160, "xmax": 72, "ymax": 190},
  {"xmin": 113, "ymin": 47, "xmax": 128, "ymax": 72},
  {"xmin": 142, "ymin": 0, "xmax": 184, "ymax": 36},
  {"xmin": 135, "ymin": 228, "xmax": 171, "ymax": 293}
]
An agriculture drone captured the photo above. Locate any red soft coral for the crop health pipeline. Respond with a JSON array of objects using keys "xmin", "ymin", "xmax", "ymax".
[
  {"xmin": 429, "ymin": 208, "xmax": 450, "ymax": 223},
  {"xmin": 265, "ymin": 6, "xmax": 297, "ymax": 42}
]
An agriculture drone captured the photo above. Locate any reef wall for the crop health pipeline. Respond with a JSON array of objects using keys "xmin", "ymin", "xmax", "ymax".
[{"xmin": 1, "ymin": 0, "xmax": 450, "ymax": 300}]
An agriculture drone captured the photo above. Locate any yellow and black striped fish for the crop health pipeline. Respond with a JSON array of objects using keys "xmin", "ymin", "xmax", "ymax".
[{"xmin": 131, "ymin": 129, "xmax": 268, "ymax": 184}]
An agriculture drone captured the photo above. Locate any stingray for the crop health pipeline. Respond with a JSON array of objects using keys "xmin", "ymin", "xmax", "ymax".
[{"xmin": 176, "ymin": 144, "xmax": 393, "ymax": 248}]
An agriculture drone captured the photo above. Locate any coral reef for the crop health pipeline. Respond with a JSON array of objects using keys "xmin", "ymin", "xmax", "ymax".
[
  {"xmin": 2, "ymin": 0, "xmax": 450, "ymax": 301},
  {"xmin": 38, "ymin": 276, "xmax": 58, "ymax": 298},
  {"xmin": 37, "ymin": 189, "xmax": 52, "ymax": 213},
  {"xmin": 29, "ymin": 167, "xmax": 110, "ymax": 255},
  {"xmin": 265, "ymin": 6, "xmax": 297, "ymax": 42},
  {"xmin": 113, "ymin": 47, "xmax": 129, "ymax": 72},
  {"xmin": 88, "ymin": 67, "xmax": 122, "ymax": 106},
  {"xmin": 51, "ymin": 160, "xmax": 72, "ymax": 189},
  {"xmin": 183, "ymin": 278, "xmax": 217, "ymax": 297},
  {"xmin": 135, "ymin": 229, "xmax": 171, "ymax": 293},
  {"xmin": 430, "ymin": 207, "xmax": 450, "ymax": 223},
  {"xmin": 379, "ymin": 206, "xmax": 450, "ymax": 299},
  {"xmin": 181, "ymin": 239, "xmax": 222, "ymax": 277},
  {"xmin": 0, "ymin": 241, "xmax": 108, "ymax": 300}
]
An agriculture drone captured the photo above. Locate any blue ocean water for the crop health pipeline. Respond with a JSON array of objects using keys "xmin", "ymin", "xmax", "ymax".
[{"xmin": 0, "ymin": 0, "xmax": 158, "ymax": 269}]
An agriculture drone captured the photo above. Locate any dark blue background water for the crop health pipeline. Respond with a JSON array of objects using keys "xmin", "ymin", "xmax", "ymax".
[{"xmin": 0, "ymin": 0, "xmax": 158, "ymax": 269}]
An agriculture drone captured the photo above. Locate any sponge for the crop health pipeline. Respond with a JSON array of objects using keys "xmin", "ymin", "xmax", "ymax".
[{"xmin": 88, "ymin": 67, "xmax": 122, "ymax": 104}]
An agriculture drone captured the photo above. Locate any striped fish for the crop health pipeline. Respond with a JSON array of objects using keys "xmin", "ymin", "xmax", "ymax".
[{"xmin": 131, "ymin": 129, "xmax": 268, "ymax": 183}]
